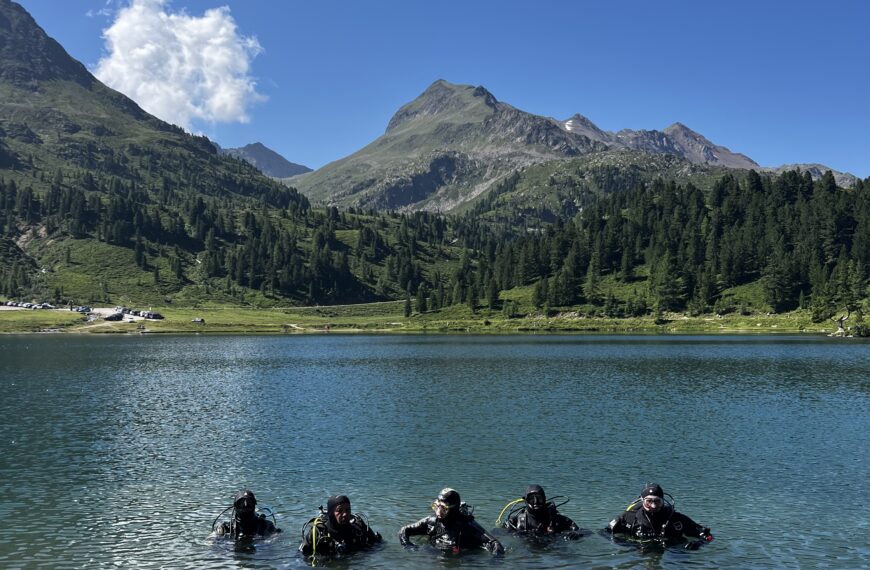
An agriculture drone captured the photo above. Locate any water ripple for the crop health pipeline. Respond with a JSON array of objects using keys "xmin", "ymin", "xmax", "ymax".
[{"xmin": 0, "ymin": 334, "xmax": 867, "ymax": 568}]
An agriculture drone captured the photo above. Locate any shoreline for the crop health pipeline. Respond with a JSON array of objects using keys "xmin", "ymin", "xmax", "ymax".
[{"xmin": 0, "ymin": 305, "xmax": 848, "ymax": 336}]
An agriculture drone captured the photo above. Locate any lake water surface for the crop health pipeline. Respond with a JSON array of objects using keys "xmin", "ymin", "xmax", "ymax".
[{"xmin": 1, "ymin": 334, "xmax": 868, "ymax": 568}]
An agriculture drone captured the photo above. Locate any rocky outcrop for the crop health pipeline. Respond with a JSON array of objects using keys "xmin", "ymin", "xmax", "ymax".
[{"xmin": 765, "ymin": 164, "xmax": 858, "ymax": 188}]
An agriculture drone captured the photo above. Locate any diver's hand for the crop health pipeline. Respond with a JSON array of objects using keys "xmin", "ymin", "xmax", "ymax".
[
  {"xmin": 565, "ymin": 530, "xmax": 582, "ymax": 540},
  {"xmin": 485, "ymin": 540, "xmax": 504, "ymax": 555},
  {"xmin": 700, "ymin": 527, "xmax": 713, "ymax": 541}
]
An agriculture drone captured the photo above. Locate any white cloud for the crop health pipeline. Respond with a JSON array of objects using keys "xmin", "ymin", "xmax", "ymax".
[
  {"xmin": 86, "ymin": 0, "xmax": 119, "ymax": 19},
  {"xmin": 94, "ymin": 0, "xmax": 265, "ymax": 130}
]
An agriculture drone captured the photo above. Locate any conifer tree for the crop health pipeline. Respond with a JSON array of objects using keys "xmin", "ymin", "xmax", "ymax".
[
  {"xmin": 467, "ymin": 283, "xmax": 478, "ymax": 313},
  {"xmin": 650, "ymin": 253, "xmax": 683, "ymax": 312},
  {"xmin": 486, "ymin": 277, "xmax": 499, "ymax": 309},
  {"xmin": 416, "ymin": 282, "xmax": 428, "ymax": 314},
  {"xmin": 532, "ymin": 278, "xmax": 546, "ymax": 308}
]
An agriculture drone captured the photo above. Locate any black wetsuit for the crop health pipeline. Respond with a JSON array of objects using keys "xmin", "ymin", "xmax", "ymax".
[
  {"xmin": 399, "ymin": 511, "xmax": 504, "ymax": 554},
  {"xmin": 505, "ymin": 504, "xmax": 582, "ymax": 537},
  {"xmin": 299, "ymin": 514, "xmax": 382, "ymax": 556},
  {"xmin": 216, "ymin": 513, "xmax": 279, "ymax": 539},
  {"xmin": 606, "ymin": 503, "xmax": 709, "ymax": 544}
]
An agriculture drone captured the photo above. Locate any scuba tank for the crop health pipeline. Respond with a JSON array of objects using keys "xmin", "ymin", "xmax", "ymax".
[
  {"xmin": 211, "ymin": 504, "xmax": 279, "ymax": 537},
  {"xmin": 497, "ymin": 495, "xmax": 570, "ymax": 528}
]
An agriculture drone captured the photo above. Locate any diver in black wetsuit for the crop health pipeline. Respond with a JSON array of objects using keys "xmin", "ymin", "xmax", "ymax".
[
  {"xmin": 399, "ymin": 488, "xmax": 504, "ymax": 555},
  {"xmin": 214, "ymin": 489, "xmax": 280, "ymax": 539},
  {"xmin": 605, "ymin": 483, "xmax": 713, "ymax": 547},
  {"xmin": 299, "ymin": 495, "xmax": 382, "ymax": 558},
  {"xmin": 504, "ymin": 485, "xmax": 584, "ymax": 539}
]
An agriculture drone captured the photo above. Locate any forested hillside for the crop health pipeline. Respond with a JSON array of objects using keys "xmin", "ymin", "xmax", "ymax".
[
  {"xmin": 3, "ymin": 160, "xmax": 868, "ymax": 326},
  {"xmin": 509, "ymin": 170, "xmax": 869, "ymax": 321},
  {"xmin": 1, "ymin": 0, "xmax": 867, "ymax": 327},
  {"xmin": 0, "ymin": 0, "xmax": 470, "ymax": 307}
]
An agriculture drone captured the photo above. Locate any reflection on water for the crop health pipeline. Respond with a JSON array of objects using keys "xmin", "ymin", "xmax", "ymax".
[{"xmin": 1, "ymin": 334, "xmax": 868, "ymax": 568}]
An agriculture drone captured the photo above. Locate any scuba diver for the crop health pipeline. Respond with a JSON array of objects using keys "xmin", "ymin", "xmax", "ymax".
[
  {"xmin": 499, "ymin": 484, "xmax": 585, "ymax": 539},
  {"xmin": 298, "ymin": 495, "xmax": 382, "ymax": 558},
  {"xmin": 399, "ymin": 488, "xmax": 504, "ymax": 555},
  {"xmin": 213, "ymin": 489, "xmax": 281, "ymax": 539},
  {"xmin": 604, "ymin": 483, "xmax": 713, "ymax": 549}
]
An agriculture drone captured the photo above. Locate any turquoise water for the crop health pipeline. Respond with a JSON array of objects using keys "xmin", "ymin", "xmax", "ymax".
[{"xmin": 1, "ymin": 334, "xmax": 868, "ymax": 568}]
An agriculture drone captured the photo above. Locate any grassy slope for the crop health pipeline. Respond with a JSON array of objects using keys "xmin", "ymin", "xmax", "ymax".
[
  {"xmin": 1, "ymin": 279, "xmax": 844, "ymax": 335},
  {"xmin": 0, "ymin": 304, "xmax": 837, "ymax": 335},
  {"xmin": 4, "ymin": 233, "xmax": 853, "ymax": 335},
  {"xmin": 33, "ymin": 238, "xmax": 174, "ymax": 304},
  {"xmin": 296, "ymin": 82, "xmax": 497, "ymax": 203}
]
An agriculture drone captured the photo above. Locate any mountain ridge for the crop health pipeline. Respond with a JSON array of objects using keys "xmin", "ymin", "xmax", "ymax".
[
  {"xmin": 564, "ymin": 114, "xmax": 759, "ymax": 171},
  {"xmin": 296, "ymin": 79, "xmax": 857, "ymax": 210},
  {"xmin": 0, "ymin": 0, "xmax": 92, "ymax": 88},
  {"xmin": 561, "ymin": 115, "xmax": 855, "ymax": 186},
  {"xmin": 0, "ymin": 0, "xmax": 301, "ymax": 201},
  {"xmin": 218, "ymin": 142, "xmax": 312, "ymax": 178},
  {"xmin": 297, "ymin": 79, "xmax": 608, "ymax": 211}
]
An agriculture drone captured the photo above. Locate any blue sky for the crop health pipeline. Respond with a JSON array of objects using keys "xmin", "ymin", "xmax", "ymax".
[{"xmin": 17, "ymin": 0, "xmax": 870, "ymax": 178}]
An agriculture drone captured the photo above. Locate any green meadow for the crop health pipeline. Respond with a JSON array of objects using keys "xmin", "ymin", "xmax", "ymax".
[{"xmin": 0, "ymin": 299, "xmax": 835, "ymax": 335}]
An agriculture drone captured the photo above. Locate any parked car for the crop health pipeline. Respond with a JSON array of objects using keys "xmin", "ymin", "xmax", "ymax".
[{"xmin": 104, "ymin": 313, "xmax": 124, "ymax": 321}]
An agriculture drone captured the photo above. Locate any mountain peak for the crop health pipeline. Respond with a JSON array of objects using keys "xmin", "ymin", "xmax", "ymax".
[
  {"xmin": 562, "ymin": 113, "xmax": 611, "ymax": 142},
  {"xmin": 422, "ymin": 79, "xmax": 496, "ymax": 101},
  {"xmin": 386, "ymin": 79, "xmax": 498, "ymax": 133},
  {"xmin": 0, "ymin": 0, "xmax": 93, "ymax": 88},
  {"xmin": 663, "ymin": 122, "xmax": 758, "ymax": 169},
  {"xmin": 220, "ymin": 142, "xmax": 312, "ymax": 178},
  {"xmin": 242, "ymin": 142, "xmax": 269, "ymax": 152},
  {"xmin": 564, "ymin": 113, "xmax": 597, "ymax": 127},
  {"xmin": 664, "ymin": 122, "xmax": 701, "ymax": 138}
]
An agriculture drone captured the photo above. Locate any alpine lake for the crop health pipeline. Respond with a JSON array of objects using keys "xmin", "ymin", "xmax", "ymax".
[{"xmin": 1, "ymin": 334, "xmax": 868, "ymax": 569}]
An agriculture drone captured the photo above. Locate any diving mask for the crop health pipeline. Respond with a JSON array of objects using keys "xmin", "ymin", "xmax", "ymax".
[
  {"xmin": 431, "ymin": 500, "xmax": 452, "ymax": 514},
  {"xmin": 526, "ymin": 493, "xmax": 546, "ymax": 509},
  {"xmin": 642, "ymin": 496, "xmax": 663, "ymax": 507}
]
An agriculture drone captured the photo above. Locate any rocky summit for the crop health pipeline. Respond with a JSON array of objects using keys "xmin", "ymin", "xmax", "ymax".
[
  {"xmin": 562, "ymin": 115, "xmax": 759, "ymax": 171},
  {"xmin": 296, "ymin": 79, "xmax": 607, "ymax": 212},
  {"xmin": 296, "ymin": 79, "xmax": 858, "ymax": 211},
  {"xmin": 220, "ymin": 142, "xmax": 312, "ymax": 179}
]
